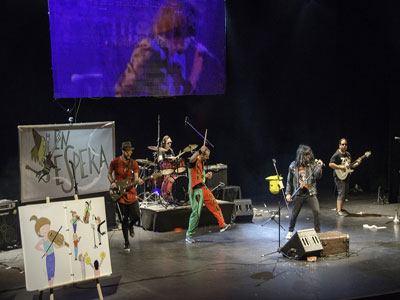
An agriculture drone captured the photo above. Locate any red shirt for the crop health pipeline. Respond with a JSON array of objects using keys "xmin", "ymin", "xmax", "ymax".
[
  {"xmin": 189, "ymin": 157, "xmax": 204, "ymax": 188},
  {"xmin": 109, "ymin": 157, "xmax": 139, "ymax": 204}
]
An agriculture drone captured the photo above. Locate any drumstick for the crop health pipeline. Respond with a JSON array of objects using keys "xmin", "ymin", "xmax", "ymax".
[{"xmin": 203, "ymin": 129, "xmax": 207, "ymax": 147}]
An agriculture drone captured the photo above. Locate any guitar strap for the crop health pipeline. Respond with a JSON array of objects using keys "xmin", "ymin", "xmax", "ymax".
[{"xmin": 130, "ymin": 159, "xmax": 134, "ymax": 180}]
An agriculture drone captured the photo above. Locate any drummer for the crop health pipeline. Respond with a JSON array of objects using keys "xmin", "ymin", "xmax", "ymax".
[{"xmin": 158, "ymin": 135, "xmax": 176, "ymax": 162}]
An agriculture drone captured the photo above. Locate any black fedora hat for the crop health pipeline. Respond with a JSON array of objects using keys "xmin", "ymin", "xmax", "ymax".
[{"xmin": 121, "ymin": 141, "xmax": 134, "ymax": 150}]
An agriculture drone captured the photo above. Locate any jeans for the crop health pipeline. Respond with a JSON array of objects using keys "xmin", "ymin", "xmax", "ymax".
[
  {"xmin": 289, "ymin": 194, "xmax": 320, "ymax": 233},
  {"xmin": 116, "ymin": 200, "xmax": 140, "ymax": 244}
]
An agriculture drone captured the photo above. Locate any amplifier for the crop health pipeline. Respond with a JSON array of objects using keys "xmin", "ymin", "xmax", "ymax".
[
  {"xmin": 0, "ymin": 199, "xmax": 16, "ymax": 211},
  {"xmin": 0, "ymin": 200, "xmax": 19, "ymax": 250},
  {"xmin": 205, "ymin": 164, "xmax": 228, "ymax": 190},
  {"xmin": 215, "ymin": 186, "xmax": 242, "ymax": 202}
]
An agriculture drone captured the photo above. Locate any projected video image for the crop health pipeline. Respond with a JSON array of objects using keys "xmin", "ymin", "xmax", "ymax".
[{"xmin": 48, "ymin": 0, "xmax": 226, "ymax": 99}]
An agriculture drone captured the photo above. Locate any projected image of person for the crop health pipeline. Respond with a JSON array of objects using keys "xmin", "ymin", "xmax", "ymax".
[
  {"xmin": 285, "ymin": 145, "xmax": 324, "ymax": 240},
  {"xmin": 115, "ymin": 0, "xmax": 223, "ymax": 97}
]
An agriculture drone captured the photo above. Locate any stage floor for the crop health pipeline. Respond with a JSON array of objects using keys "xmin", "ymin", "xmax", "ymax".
[{"xmin": 1, "ymin": 194, "xmax": 400, "ymax": 299}]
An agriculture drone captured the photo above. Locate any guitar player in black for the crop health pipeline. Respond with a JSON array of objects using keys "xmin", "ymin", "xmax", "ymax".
[
  {"xmin": 329, "ymin": 138, "xmax": 361, "ymax": 217},
  {"xmin": 108, "ymin": 141, "xmax": 144, "ymax": 252}
]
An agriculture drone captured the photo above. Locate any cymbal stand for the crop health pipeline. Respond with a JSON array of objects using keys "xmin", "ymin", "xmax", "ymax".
[
  {"xmin": 144, "ymin": 114, "xmax": 164, "ymax": 206},
  {"xmin": 136, "ymin": 166, "xmax": 149, "ymax": 202}
]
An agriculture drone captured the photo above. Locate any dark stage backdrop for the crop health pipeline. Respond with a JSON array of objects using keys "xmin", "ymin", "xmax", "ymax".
[{"xmin": 4, "ymin": 0, "xmax": 400, "ymax": 204}]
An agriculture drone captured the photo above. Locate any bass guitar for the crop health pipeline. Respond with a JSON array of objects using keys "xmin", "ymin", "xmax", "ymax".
[
  {"xmin": 110, "ymin": 172, "xmax": 162, "ymax": 202},
  {"xmin": 335, "ymin": 151, "xmax": 371, "ymax": 180}
]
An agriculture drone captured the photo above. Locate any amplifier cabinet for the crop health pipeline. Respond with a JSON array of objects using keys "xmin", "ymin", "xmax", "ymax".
[
  {"xmin": 205, "ymin": 164, "xmax": 228, "ymax": 190},
  {"xmin": 0, "ymin": 200, "xmax": 19, "ymax": 250}
]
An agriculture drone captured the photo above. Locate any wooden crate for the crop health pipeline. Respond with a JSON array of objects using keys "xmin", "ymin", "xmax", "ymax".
[{"xmin": 317, "ymin": 231, "xmax": 349, "ymax": 257}]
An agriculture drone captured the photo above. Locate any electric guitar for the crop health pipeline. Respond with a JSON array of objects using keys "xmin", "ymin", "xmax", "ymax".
[
  {"xmin": 335, "ymin": 151, "xmax": 371, "ymax": 180},
  {"xmin": 110, "ymin": 172, "xmax": 162, "ymax": 202}
]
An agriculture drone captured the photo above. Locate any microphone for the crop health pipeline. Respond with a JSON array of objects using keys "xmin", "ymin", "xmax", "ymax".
[
  {"xmin": 272, "ymin": 158, "xmax": 276, "ymax": 164},
  {"xmin": 315, "ymin": 159, "xmax": 325, "ymax": 166},
  {"xmin": 395, "ymin": 136, "xmax": 400, "ymax": 140},
  {"xmin": 185, "ymin": 116, "xmax": 188, "ymax": 126}
]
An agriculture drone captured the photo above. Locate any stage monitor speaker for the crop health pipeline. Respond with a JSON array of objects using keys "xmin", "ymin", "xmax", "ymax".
[
  {"xmin": 281, "ymin": 228, "xmax": 323, "ymax": 260},
  {"xmin": 233, "ymin": 199, "xmax": 253, "ymax": 222},
  {"xmin": 0, "ymin": 200, "xmax": 20, "ymax": 250},
  {"xmin": 205, "ymin": 164, "xmax": 228, "ymax": 190}
]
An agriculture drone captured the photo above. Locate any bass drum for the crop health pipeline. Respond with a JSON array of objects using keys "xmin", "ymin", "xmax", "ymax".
[{"xmin": 161, "ymin": 175, "xmax": 189, "ymax": 205}]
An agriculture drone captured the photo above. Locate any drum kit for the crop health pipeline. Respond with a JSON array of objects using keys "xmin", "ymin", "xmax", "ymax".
[{"xmin": 136, "ymin": 143, "xmax": 198, "ymax": 206}]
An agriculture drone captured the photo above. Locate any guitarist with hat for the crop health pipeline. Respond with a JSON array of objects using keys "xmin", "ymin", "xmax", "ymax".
[
  {"xmin": 329, "ymin": 138, "xmax": 363, "ymax": 217},
  {"xmin": 108, "ymin": 141, "xmax": 144, "ymax": 252}
]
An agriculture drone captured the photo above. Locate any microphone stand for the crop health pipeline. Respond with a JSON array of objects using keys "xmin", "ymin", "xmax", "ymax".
[
  {"xmin": 185, "ymin": 117, "xmax": 214, "ymax": 148},
  {"xmin": 261, "ymin": 159, "xmax": 289, "ymax": 257},
  {"xmin": 261, "ymin": 159, "xmax": 286, "ymax": 253}
]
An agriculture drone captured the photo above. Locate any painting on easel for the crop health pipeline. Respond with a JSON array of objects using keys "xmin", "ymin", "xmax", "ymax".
[{"xmin": 19, "ymin": 196, "xmax": 112, "ymax": 291}]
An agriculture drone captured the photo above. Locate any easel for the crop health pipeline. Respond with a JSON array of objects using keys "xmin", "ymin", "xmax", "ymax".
[{"xmin": 38, "ymin": 195, "xmax": 104, "ymax": 300}]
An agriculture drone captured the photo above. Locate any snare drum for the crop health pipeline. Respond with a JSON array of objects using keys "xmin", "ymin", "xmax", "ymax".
[
  {"xmin": 161, "ymin": 175, "xmax": 189, "ymax": 204},
  {"xmin": 176, "ymin": 158, "xmax": 186, "ymax": 174},
  {"xmin": 160, "ymin": 159, "xmax": 174, "ymax": 175}
]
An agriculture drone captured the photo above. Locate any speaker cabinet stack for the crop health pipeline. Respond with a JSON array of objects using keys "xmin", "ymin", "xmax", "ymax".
[
  {"xmin": 281, "ymin": 228, "xmax": 323, "ymax": 259},
  {"xmin": 0, "ymin": 199, "xmax": 20, "ymax": 250}
]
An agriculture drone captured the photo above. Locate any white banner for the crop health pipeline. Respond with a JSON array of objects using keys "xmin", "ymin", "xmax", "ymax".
[{"xmin": 18, "ymin": 122, "xmax": 115, "ymax": 203}]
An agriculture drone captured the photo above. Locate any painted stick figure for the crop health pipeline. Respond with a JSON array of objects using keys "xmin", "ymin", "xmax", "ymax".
[
  {"xmin": 72, "ymin": 233, "xmax": 81, "ymax": 260},
  {"xmin": 94, "ymin": 215, "xmax": 106, "ymax": 246},
  {"xmin": 78, "ymin": 252, "xmax": 88, "ymax": 280},
  {"xmin": 83, "ymin": 201, "xmax": 92, "ymax": 224},
  {"xmin": 86, "ymin": 252, "xmax": 106, "ymax": 278},
  {"xmin": 70, "ymin": 210, "xmax": 82, "ymax": 233},
  {"xmin": 30, "ymin": 215, "xmax": 67, "ymax": 288}
]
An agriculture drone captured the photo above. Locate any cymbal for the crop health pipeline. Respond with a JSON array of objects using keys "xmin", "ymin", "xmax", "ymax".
[
  {"xmin": 148, "ymin": 146, "xmax": 167, "ymax": 152},
  {"xmin": 136, "ymin": 159, "xmax": 157, "ymax": 166},
  {"xmin": 160, "ymin": 169, "xmax": 174, "ymax": 175},
  {"xmin": 150, "ymin": 171, "xmax": 163, "ymax": 178},
  {"xmin": 183, "ymin": 144, "xmax": 198, "ymax": 152}
]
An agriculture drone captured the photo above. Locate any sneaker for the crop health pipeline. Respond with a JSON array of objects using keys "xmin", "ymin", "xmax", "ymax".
[
  {"xmin": 286, "ymin": 231, "xmax": 293, "ymax": 240},
  {"xmin": 336, "ymin": 210, "xmax": 345, "ymax": 217},
  {"xmin": 123, "ymin": 243, "xmax": 131, "ymax": 252},
  {"xmin": 220, "ymin": 223, "xmax": 231, "ymax": 232},
  {"xmin": 129, "ymin": 227, "xmax": 135, "ymax": 238},
  {"xmin": 185, "ymin": 237, "xmax": 196, "ymax": 244}
]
